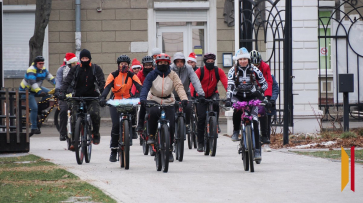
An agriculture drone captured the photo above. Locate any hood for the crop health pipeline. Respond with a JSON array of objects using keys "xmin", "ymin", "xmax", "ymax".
[{"xmin": 173, "ymin": 52, "xmax": 185, "ymax": 63}]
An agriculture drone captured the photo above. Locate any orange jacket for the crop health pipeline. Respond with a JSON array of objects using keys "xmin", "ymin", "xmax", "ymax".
[{"xmin": 101, "ymin": 71, "xmax": 142, "ymax": 100}]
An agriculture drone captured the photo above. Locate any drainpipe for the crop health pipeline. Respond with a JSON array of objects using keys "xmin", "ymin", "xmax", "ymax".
[
  {"xmin": 75, "ymin": 0, "xmax": 81, "ymax": 58},
  {"xmin": 234, "ymin": 0, "xmax": 239, "ymax": 53}
]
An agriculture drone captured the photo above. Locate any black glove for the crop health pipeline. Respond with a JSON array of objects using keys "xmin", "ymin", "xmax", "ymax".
[
  {"xmin": 270, "ymin": 100, "xmax": 276, "ymax": 108},
  {"xmin": 198, "ymin": 96, "xmax": 205, "ymax": 103},
  {"xmin": 182, "ymin": 100, "xmax": 188, "ymax": 108},
  {"xmin": 140, "ymin": 100, "xmax": 147, "ymax": 107},
  {"xmin": 54, "ymin": 89, "xmax": 60, "ymax": 98},
  {"xmin": 99, "ymin": 97, "xmax": 107, "ymax": 107},
  {"xmin": 111, "ymin": 69, "xmax": 120, "ymax": 78},
  {"xmin": 58, "ymin": 91, "xmax": 66, "ymax": 100},
  {"xmin": 225, "ymin": 100, "xmax": 232, "ymax": 107},
  {"xmin": 252, "ymin": 90, "xmax": 264, "ymax": 100},
  {"xmin": 38, "ymin": 91, "xmax": 47, "ymax": 97}
]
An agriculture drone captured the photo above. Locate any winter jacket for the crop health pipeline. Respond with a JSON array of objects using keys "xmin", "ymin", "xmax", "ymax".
[
  {"xmin": 226, "ymin": 64, "xmax": 268, "ymax": 100},
  {"xmin": 131, "ymin": 69, "xmax": 147, "ymax": 96},
  {"xmin": 19, "ymin": 65, "xmax": 55, "ymax": 93},
  {"xmin": 170, "ymin": 63, "xmax": 205, "ymax": 97},
  {"xmin": 55, "ymin": 65, "xmax": 73, "ymax": 93},
  {"xmin": 140, "ymin": 68, "xmax": 187, "ymax": 105},
  {"xmin": 258, "ymin": 61, "xmax": 273, "ymax": 97},
  {"xmin": 102, "ymin": 71, "xmax": 142, "ymax": 100},
  {"xmin": 190, "ymin": 66, "xmax": 228, "ymax": 98},
  {"xmin": 61, "ymin": 63, "xmax": 105, "ymax": 97},
  {"xmin": 267, "ymin": 75, "xmax": 279, "ymax": 116}
]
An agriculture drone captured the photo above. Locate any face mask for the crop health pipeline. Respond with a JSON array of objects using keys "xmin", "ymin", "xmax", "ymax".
[
  {"xmin": 81, "ymin": 60, "xmax": 90, "ymax": 67},
  {"xmin": 205, "ymin": 62, "xmax": 214, "ymax": 70},
  {"xmin": 120, "ymin": 65, "xmax": 128, "ymax": 73},
  {"xmin": 157, "ymin": 64, "xmax": 169, "ymax": 72},
  {"xmin": 143, "ymin": 67, "xmax": 152, "ymax": 75}
]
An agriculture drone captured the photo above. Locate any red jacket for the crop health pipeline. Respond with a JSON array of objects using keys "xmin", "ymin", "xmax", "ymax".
[
  {"xmin": 131, "ymin": 70, "xmax": 147, "ymax": 95},
  {"xmin": 190, "ymin": 66, "xmax": 228, "ymax": 98},
  {"xmin": 258, "ymin": 61, "xmax": 273, "ymax": 97}
]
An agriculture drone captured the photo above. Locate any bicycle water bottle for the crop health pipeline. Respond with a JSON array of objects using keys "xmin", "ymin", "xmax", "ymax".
[{"xmin": 67, "ymin": 110, "xmax": 72, "ymax": 138}]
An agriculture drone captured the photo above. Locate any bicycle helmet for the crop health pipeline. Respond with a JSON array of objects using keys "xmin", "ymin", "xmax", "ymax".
[
  {"xmin": 250, "ymin": 50, "xmax": 262, "ymax": 65},
  {"xmin": 141, "ymin": 55, "xmax": 154, "ymax": 64},
  {"xmin": 203, "ymin": 53, "xmax": 216, "ymax": 62},
  {"xmin": 155, "ymin": 53, "xmax": 171, "ymax": 64},
  {"xmin": 117, "ymin": 55, "xmax": 131, "ymax": 65},
  {"xmin": 33, "ymin": 56, "xmax": 45, "ymax": 64}
]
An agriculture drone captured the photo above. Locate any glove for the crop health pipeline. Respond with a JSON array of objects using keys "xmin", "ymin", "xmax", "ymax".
[
  {"xmin": 99, "ymin": 97, "xmax": 107, "ymax": 107},
  {"xmin": 182, "ymin": 100, "xmax": 188, "ymax": 108},
  {"xmin": 54, "ymin": 89, "xmax": 60, "ymax": 98},
  {"xmin": 225, "ymin": 100, "xmax": 232, "ymax": 107},
  {"xmin": 252, "ymin": 90, "xmax": 264, "ymax": 100},
  {"xmin": 140, "ymin": 100, "xmax": 147, "ymax": 108},
  {"xmin": 38, "ymin": 91, "xmax": 47, "ymax": 97},
  {"xmin": 198, "ymin": 96, "xmax": 205, "ymax": 103},
  {"xmin": 270, "ymin": 100, "xmax": 276, "ymax": 108},
  {"xmin": 58, "ymin": 91, "xmax": 66, "ymax": 100},
  {"xmin": 111, "ymin": 69, "xmax": 120, "ymax": 78}
]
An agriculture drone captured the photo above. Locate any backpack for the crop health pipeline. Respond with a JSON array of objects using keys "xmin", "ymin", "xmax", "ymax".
[
  {"xmin": 71, "ymin": 64, "xmax": 100, "ymax": 94},
  {"xmin": 200, "ymin": 66, "xmax": 220, "ymax": 82}
]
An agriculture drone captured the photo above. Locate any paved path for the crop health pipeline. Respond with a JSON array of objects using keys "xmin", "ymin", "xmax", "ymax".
[{"xmin": 27, "ymin": 126, "xmax": 362, "ymax": 203}]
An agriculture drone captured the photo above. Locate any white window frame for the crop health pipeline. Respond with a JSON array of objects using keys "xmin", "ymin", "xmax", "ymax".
[
  {"xmin": 148, "ymin": 0, "xmax": 217, "ymax": 63},
  {"xmin": 3, "ymin": 4, "xmax": 49, "ymax": 78}
]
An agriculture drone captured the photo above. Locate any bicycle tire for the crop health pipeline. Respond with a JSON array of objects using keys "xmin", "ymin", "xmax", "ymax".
[
  {"xmin": 155, "ymin": 150, "xmax": 162, "ymax": 171},
  {"xmin": 241, "ymin": 128, "xmax": 249, "ymax": 171},
  {"xmin": 209, "ymin": 116, "xmax": 217, "ymax": 157},
  {"xmin": 85, "ymin": 116, "xmax": 92, "ymax": 163},
  {"xmin": 160, "ymin": 124, "xmax": 170, "ymax": 173},
  {"xmin": 120, "ymin": 119, "xmax": 130, "ymax": 169},
  {"xmin": 177, "ymin": 117, "xmax": 184, "ymax": 162},
  {"xmin": 74, "ymin": 117, "xmax": 84, "ymax": 165},
  {"xmin": 246, "ymin": 125, "xmax": 254, "ymax": 172},
  {"xmin": 54, "ymin": 108, "xmax": 60, "ymax": 132},
  {"xmin": 187, "ymin": 114, "xmax": 193, "ymax": 149},
  {"xmin": 203, "ymin": 122, "xmax": 210, "ymax": 156},
  {"xmin": 142, "ymin": 133, "xmax": 149, "ymax": 155}
]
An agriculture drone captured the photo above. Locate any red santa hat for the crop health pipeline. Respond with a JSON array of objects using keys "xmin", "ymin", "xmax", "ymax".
[
  {"xmin": 131, "ymin": 58, "xmax": 142, "ymax": 70},
  {"xmin": 64, "ymin": 52, "xmax": 78, "ymax": 64},
  {"xmin": 187, "ymin": 52, "xmax": 197, "ymax": 63}
]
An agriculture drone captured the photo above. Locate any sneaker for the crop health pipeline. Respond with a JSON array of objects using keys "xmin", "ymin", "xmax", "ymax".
[
  {"xmin": 59, "ymin": 134, "xmax": 66, "ymax": 141},
  {"xmin": 136, "ymin": 123, "xmax": 144, "ymax": 132},
  {"xmin": 92, "ymin": 133, "xmax": 100, "ymax": 145},
  {"xmin": 147, "ymin": 135, "xmax": 155, "ymax": 145},
  {"xmin": 109, "ymin": 149, "xmax": 117, "ymax": 162},
  {"xmin": 169, "ymin": 151, "xmax": 174, "ymax": 162},
  {"xmin": 261, "ymin": 136, "xmax": 270, "ymax": 144},
  {"xmin": 69, "ymin": 144, "xmax": 75, "ymax": 151},
  {"xmin": 218, "ymin": 126, "xmax": 221, "ymax": 133},
  {"xmin": 31, "ymin": 128, "xmax": 41, "ymax": 135},
  {"xmin": 132, "ymin": 127, "xmax": 138, "ymax": 139},
  {"xmin": 264, "ymin": 144, "xmax": 272, "ymax": 152},
  {"xmin": 197, "ymin": 143, "xmax": 203, "ymax": 152},
  {"xmin": 254, "ymin": 149, "xmax": 261, "ymax": 160},
  {"xmin": 231, "ymin": 131, "xmax": 239, "ymax": 142}
]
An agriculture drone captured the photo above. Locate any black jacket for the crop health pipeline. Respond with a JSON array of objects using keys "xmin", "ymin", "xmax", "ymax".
[{"xmin": 61, "ymin": 63, "xmax": 105, "ymax": 97}]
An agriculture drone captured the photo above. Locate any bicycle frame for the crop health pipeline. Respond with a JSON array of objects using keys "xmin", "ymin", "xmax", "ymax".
[{"xmin": 174, "ymin": 101, "xmax": 185, "ymax": 140}]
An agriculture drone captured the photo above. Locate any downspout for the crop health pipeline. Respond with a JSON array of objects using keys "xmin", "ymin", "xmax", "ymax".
[
  {"xmin": 234, "ymin": 0, "xmax": 239, "ymax": 53},
  {"xmin": 75, "ymin": 0, "xmax": 81, "ymax": 58}
]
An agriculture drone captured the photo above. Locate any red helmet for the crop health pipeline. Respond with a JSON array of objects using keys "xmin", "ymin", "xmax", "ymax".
[
  {"xmin": 203, "ymin": 53, "xmax": 216, "ymax": 61},
  {"xmin": 155, "ymin": 53, "xmax": 171, "ymax": 64}
]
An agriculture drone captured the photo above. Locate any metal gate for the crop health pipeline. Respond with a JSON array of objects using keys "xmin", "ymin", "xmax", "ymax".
[
  {"xmin": 238, "ymin": 0, "xmax": 293, "ymax": 128},
  {"xmin": 318, "ymin": 0, "xmax": 363, "ymax": 120}
]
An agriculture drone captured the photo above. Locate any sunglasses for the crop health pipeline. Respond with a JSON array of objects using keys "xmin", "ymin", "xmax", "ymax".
[
  {"xmin": 133, "ymin": 67, "xmax": 141, "ymax": 70},
  {"xmin": 38, "ymin": 62, "xmax": 45, "ymax": 65}
]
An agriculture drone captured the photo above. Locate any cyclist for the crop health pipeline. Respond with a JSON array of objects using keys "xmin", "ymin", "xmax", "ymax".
[
  {"xmin": 170, "ymin": 52, "xmax": 205, "ymax": 134},
  {"xmin": 54, "ymin": 53, "xmax": 78, "ymax": 141},
  {"xmin": 190, "ymin": 53, "xmax": 228, "ymax": 152},
  {"xmin": 224, "ymin": 47, "xmax": 268, "ymax": 160},
  {"xmin": 140, "ymin": 53, "xmax": 188, "ymax": 162},
  {"xmin": 135, "ymin": 55, "xmax": 154, "ymax": 131},
  {"xmin": 130, "ymin": 58, "xmax": 142, "ymax": 75},
  {"xmin": 19, "ymin": 56, "xmax": 55, "ymax": 136},
  {"xmin": 58, "ymin": 49, "xmax": 105, "ymax": 145},
  {"xmin": 250, "ymin": 50, "xmax": 273, "ymax": 144},
  {"xmin": 187, "ymin": 52, "xmax": 199, "ymax": 71},
  {"xmin": 99, "ymin": 55, "xmax": 143, "ymax": 162}
]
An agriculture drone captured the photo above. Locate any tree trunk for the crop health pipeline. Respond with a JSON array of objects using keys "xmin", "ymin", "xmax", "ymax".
[{"xmin": 29, "ymin": 0, "xmax": 52, "ymax": 66}]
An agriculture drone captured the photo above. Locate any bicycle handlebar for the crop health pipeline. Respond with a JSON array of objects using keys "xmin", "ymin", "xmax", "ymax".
[{"xmin": 66, "ymin": 97, "xmax": 99, "ymax": 101}]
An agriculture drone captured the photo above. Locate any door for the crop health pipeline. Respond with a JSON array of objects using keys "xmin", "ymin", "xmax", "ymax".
[{"xmin": 157, "ymin": 27, "xmax": 187, "ymax": 60}]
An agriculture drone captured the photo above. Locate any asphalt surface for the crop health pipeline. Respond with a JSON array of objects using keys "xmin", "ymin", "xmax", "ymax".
[{"xmin": 20, "ymin": 126, "xmax": 363, "ymax": 202}]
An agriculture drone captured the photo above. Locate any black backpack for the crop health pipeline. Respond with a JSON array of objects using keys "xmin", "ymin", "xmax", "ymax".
[{"xmin": 199, "ymin": 66, "xmax": 220, "ymax": 82}]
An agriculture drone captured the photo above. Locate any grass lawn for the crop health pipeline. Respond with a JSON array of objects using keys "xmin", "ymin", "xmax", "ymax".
[
  {"xmin": 293, "ymin": 149, "xmax": 363, "ymax": 164},
  {"xmin": 0, "ymin": 154, "xmax": 116, "ymax": 203}
]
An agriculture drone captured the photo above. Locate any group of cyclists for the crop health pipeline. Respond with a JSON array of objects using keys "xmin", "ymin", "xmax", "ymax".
[{"xmin": 20, "ymin": 46, "xmax": 279, "ymax": 164}]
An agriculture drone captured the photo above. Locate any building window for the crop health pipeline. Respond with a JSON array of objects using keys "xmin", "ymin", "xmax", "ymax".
[{"xmin": 319, "ymin": 10, "xmax": 332, "ymax": 70}]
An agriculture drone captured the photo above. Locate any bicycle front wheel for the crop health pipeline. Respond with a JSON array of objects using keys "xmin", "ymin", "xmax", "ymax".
[
  {"xmin": 209, "ymin": 116, "xmax": 218, "ymax": 157},
  {"xmin": 54, "ymin": 108, "xmax": 60, "ymax": 132},
  {"xmin": 74, "ymin": 117, "xmax": 84, "ymax": 165},
  {"xmin": 246, "ymin": 125, "xmax": 254, "ymax": 172},
  {"xmin": 176, "ymin": 117, "xmax": 184, "ymax": 162},
  {"xmin": 142, "ymin": 133, "xmax": 149, "ymax": 155},
  {"xmin": 84, "ymin": 117, "xmax": 92, "ymax": 163},
  {"xmin": 120, "ymin": 119, "xmax": 130, "ymax": 169},
  {"xmin": 160, "ymin": 124, "xmax": 170, "ymax": 173}
]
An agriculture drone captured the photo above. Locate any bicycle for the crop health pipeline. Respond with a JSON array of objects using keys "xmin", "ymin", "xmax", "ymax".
[
  {"xmin": 233, "ymin": 99, "xmax": 267, "ymax": 172},
  {"xmin": 145, "ymin": 102, "xmax": 173, "ymax": 173},
  {"xmin": 202, "ymin": 99, "xmax": 225, "ymax": 157},
  {"xmin": 107, "ymin": 98, "xmax": 139, "ymax": 169},
  {"xmin": 66, "ymin": 97, "xmax": 98, "ymax": 165},
  {"xmin": 174, "ymin": 101, "xmax": 185, "ymax": 162},
  {"xmin": 188, "ymin": 99, "xmax": 198, "ymax": 149}
]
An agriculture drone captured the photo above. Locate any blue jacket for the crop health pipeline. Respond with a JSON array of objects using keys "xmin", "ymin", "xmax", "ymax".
[
  {"xmin": 19, "ymin": 65, "xmax": 55, "ymax": 93},
  {"xmin": 267, "ymin": 75, "xmax": 279, "ymax": 115}
]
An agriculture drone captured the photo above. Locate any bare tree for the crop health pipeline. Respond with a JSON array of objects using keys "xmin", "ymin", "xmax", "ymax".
[{"xmin": 29, "ymin": 0, "xmax": 52, "ymax": 66}]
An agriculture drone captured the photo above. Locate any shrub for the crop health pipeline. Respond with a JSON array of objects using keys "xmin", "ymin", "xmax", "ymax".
[{"xmin": 340, "ymin": 132, "xmax": 357, "ymax": 139}]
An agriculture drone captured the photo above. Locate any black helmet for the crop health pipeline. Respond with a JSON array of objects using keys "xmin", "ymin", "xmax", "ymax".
[
  {"xmin": 117, "ymin": 55, "xmax": 131, "ymax": 65},
  {"xmin": 203, "ymin": 53, "xmax": 216, "ymax": 62},
  {"xmin": 33, "ymin": 56, "xmax": 45, "ymax": 64},
  {"xmin": 142, "ymin": 55, "xmax": 153, "ymax": 64}
]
